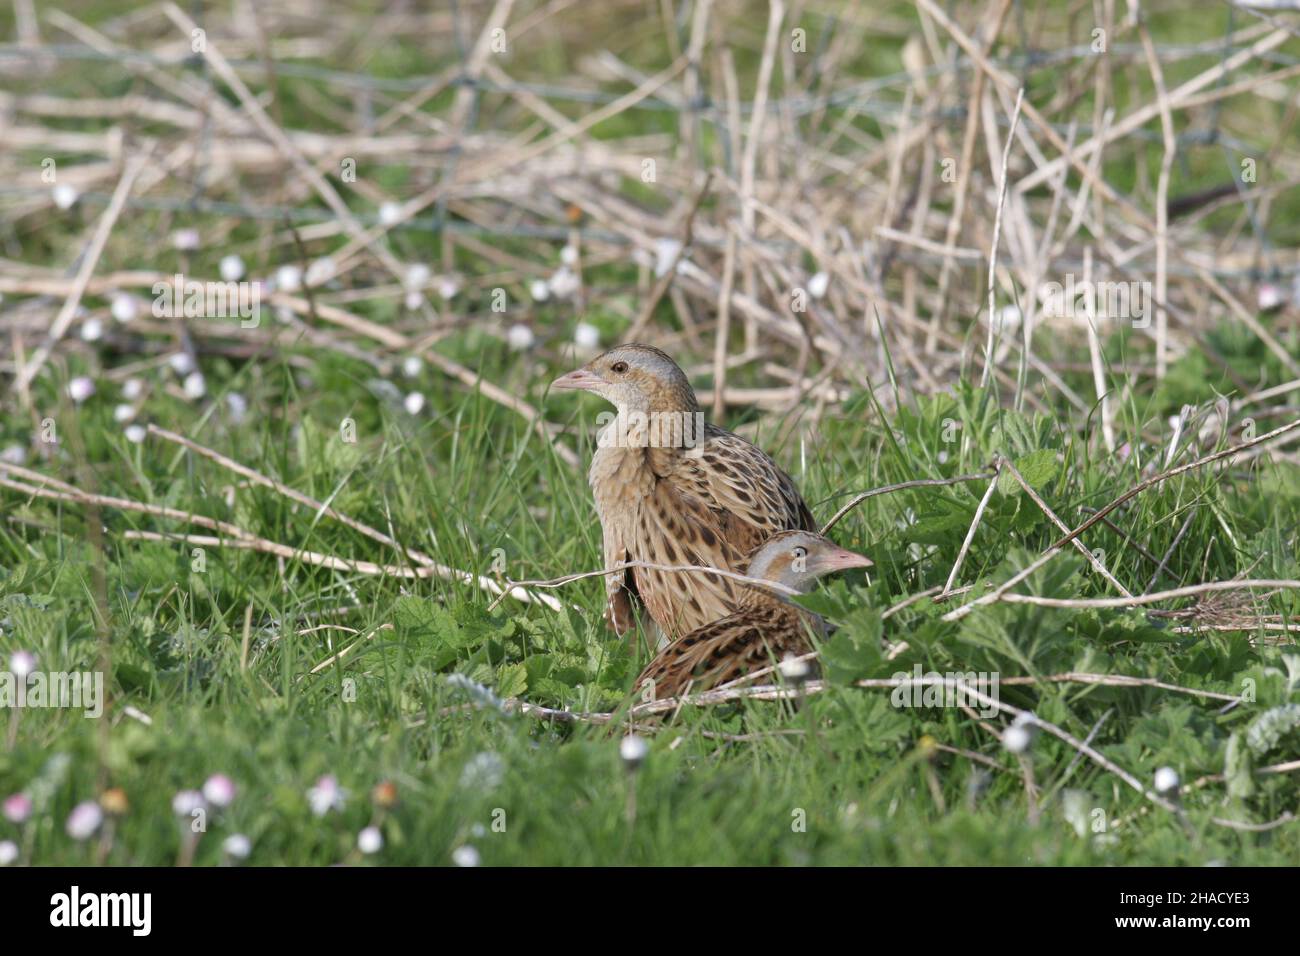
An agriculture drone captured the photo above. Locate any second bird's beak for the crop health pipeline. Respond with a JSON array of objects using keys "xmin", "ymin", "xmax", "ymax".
[
  {"xmin": 550, "ymin": 367, "xmax": 603, "ymax": 393},
  {"xmin": 818, "ymin": 548, "xmax": 873, "ymax": 572}
]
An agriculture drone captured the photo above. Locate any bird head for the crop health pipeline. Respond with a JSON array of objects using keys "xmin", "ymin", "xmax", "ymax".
[
  {"xmin": 550, "ymin": 343, "xmax": 699, "ymax": 416},
  {"xmin": 745, "ymin": 530, "xmax": 872, "ymax": 594}
]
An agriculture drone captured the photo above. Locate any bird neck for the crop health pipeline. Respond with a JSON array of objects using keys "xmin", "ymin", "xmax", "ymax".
[{"xmin": 602, "ymin": 407, "xmax": 707, "ymax": 452}]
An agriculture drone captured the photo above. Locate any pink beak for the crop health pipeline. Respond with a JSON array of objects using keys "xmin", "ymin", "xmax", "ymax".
[
  {"xmin": 819, "ymin": 548, "xmax": 873, "ymax": 571},
  {"xmin": 550, "ymin": 368, "xmax": 604, "ymax": 392}
]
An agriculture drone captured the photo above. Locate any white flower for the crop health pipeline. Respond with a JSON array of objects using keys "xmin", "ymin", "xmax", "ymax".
[
  {"xmin": 459, "ymin": 752, "xmax": 505, "ymax": 791},
  {"xmin": 67, "ymin": 377, "xmax": 95, "ymax": 403},
  {"xmin": 1154, "ymin": 766, "xmax": 1180, "ymax": 796},
  {"xmin": 574, "ymin": 322, "xmax": 600, "ymax": 350},
  {"xmin": 0, "ymin": 841, "xmax": 17, "ymax": 866},
  {"xmin": 778, "ymin": 655, "xmax": 811, "ymax": 684},
  {"xmin": 1258, "ymin": 283, "xmax": 1284, "ymax": 311},
  {"xmin": 506, "ymin": 324, "xmax": 535, "ymax": 351},
  {"xmin": 403, "ymin": 391, "xmax": 426, "ymax": 415},
  {"xmin": 182, "ymin": 372, "xmax": 206, "ymax": 400},
  {"xmin": 124, "ymin": 424, "xmax": 147, "ymax": 444},
  {"xmin": 378, "ymin": 202, "xmax": 402, "ymax": 227},
  {"xmin": 653, "ymin": 238, "xmax": 683, "ymax": 278},
  {"xmin": 52, "ymin": 183, "xmax": 79, "ymax": 210},
  {"xmin": 547, "ymin": 267, "xmax": 579, "ymax": 300},
  {"xmin": 222, "ymin": 833, "xmax": 251, "ymax": 860},
  {"xmin": 1002, "ymin": 723, "xmax": 1032, "ymax": 754},
  {"xmin": 807, "ymin": 271, "xmax": 830, "ymax": 299},
  {"xmin": 560, "ymin": 244, "xmax": 579, "ymax": 266},
  {"xmin": 990, "ymin": 304, "xmax": 1022, "ymax": 332},
  {"xmin": 404, "ymin": 291, "xmax": 424, "ymax": 311},
  {"xmin": 405, "ymin": 263, "xmax": 431, "ymax": 289},
  {"xmin": 202, "ymin": 774, "xmax": 236, "ymax": 808},
  {"xmin": 401, "ymin": 356, "xmax": 423, "ymax": 378},
  {"xmin": 451, "ymin": 845, "xmax": 480, "ymax": 867},
  {"xmin": 274, "ymin": 264, "xmax": 302, "ymax": 293},
  {"xmin": 357, "ymin": 826, "xmax": 383, "ymax": 854},
  {"xmin": 226, "ymin": 392, "xmax": 248, "ymax": 424},
  {"xmin": 171, "ymin": 789, "xmax": 205, "ymax": 817},
  {"xmin": 305, "ymin": 257, "xmax": 336, "ymax": 287},
  {"xmin": 619, "ymin": 734, "xmax": 648, "ymax": 770},
  {"xmin": 9, "ymin": 651, "xmax": 36, "ymax": 678},
  {"xmin": 121, "ymin": 377, "xmax": 144, "ymax": 401},
  {"xmin": 307, "ymin": 774, "xmax": 346, "ymax": 817},
  {"xmin": 66, "ymin": 801, "xmax": 103, "ymax": 840},
  {"xmin": 168, "ymin": 352, "xmax": 195, "ymax": 375},
  {"xmin": 110, "ymin": 293, "xmax": 138, "ymax": 324},
  {"xmin": 446, "ymin": 673, "xmax": 504, "ymax": 711},
  {"xmin": 1, "ymin": 444, "xmax": 26, "ymax": 466},
  {"xmin": 80, "ymin": 318, "xmax": 104, "ymax": 342},
  {"xmin": 113, "ymin": 403, "xmax": 134, "ymax": 423},
  {"xmin": 437, "ymin": 277, "xmax": 460, "ymax": 301},
  {"xmin": 529, "ymin": 279, "xmax": 550, "ymax": 302},
  {"xmin": 172, "ymin": 228, "xmax": 201, "ymax": 251},
  {"xmin": 219, "ymin": 255, "xmax": 246, "ymax": 282}
]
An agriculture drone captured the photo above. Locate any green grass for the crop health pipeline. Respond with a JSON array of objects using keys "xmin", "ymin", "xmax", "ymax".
[
  {"xmin": 3, "ymin": 0, "xmax": 1300, "ymax": 867},
  {"xmin": 2, "ymin": 332, "xmax": 1299, "ymax": 866}
]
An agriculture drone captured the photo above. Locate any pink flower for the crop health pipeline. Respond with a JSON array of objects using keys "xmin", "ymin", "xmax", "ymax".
[
  {"xmin": 2, "ymin": 793, "xmax": 31, "ymax": 824},
  {"xmin": 66, "ymin": 801, "xmax": 103, "ymax": 840},
  {"xmin": 9, "ymin": 651, "xmax": 36, "ymax": 678},
  {"xmin": 171, "ymin": 790, "xmax": 205, "ymax": 817},
  {"xmin": 307, "ymin": 774, "xmax": 346, "ymax": 817},
  {"xmin": 202, "ymin": 774, "xmax": 236, "ymax": 808}
]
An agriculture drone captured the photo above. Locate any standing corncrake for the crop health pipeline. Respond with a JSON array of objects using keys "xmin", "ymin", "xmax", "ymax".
[
  {"xmin": 635, "ymin": 530, "xmax": 872, "ymax": 700},
  {"xmin": 551, "ymin": 344, "xmax": 816, "ymax": 645}
]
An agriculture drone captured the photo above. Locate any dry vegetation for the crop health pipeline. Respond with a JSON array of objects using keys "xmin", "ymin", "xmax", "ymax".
[{"xmin": 1, "ymin": 1, "xmax": 1299, "ymax": 866}]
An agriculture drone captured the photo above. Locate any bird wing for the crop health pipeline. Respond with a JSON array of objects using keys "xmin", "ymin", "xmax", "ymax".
[
  {"xmin": 667, "ymin": 424, "xmax": 817, "ymax": 557},
  {"xmin": 630, "ymin": 479, "xmax": 750, "ymax": 638},
  {"xmin": 592, "ymin": 424, "xmax": 814, "ymax": 640},
  {"xmin": 636, "ymin": 603, "xmax": 813, "ymax": 699}
]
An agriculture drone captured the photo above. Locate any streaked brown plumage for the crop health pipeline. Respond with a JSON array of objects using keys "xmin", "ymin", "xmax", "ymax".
[
  {"xmin": 636, "ymin": 530, "xmax": 872, "ymax": 699},
  {"xmin": 551, "ymin": 344, "xmax": 816, "ymax": 642}
]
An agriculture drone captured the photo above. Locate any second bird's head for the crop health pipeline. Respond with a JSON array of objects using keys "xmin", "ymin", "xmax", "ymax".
[
  {"xmin": 745, "ymin": 530, "xmax": 872, "ymax": 594},
  {"xmin": 551, "ymin": 343, "xmax": 700, "ymax": 415}
]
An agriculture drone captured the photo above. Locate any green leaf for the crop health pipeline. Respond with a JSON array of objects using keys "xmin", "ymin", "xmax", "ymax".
[
  {"xmin": 1223, "ymin": 732, "xmax": 1255, "ymax": 799},
  {"xmin": 821, "ymin": 608, "xmax": 883, "ymax": 685},
  {"xmin": 495, "ymin": 662, "xmax": 528, "ymax": 698},
  {"xmin": 998, "ymin": 449, "xmax": 1057, "ymax": 495},
  {"xmin": 1245, "ymin": 704, "xmax": 1300, "ymax": 755}
]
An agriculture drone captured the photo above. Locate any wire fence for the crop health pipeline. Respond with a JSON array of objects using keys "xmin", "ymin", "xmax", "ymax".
[{"xmin": 1, "ymin": 0, "xmax": 1299, "ymax": 409}]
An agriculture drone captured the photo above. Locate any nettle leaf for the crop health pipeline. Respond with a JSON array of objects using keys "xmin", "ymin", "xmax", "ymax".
[
  {"xmin": 1244, "ymin": 704, "xmax": 1300, "ymax": 756},
  {"xmin": 1083, "ymin": 608, "xmax": 1180, "ymax": 644},
  {"xmin": 1282, "ymin": 654, "xmax": 1300, "ymax": 695},
  {"xmin": 1223, "ymin": 732, "xmax": 1255, "ymax": 800},
  {"xmin": 997, "ymin": 449, "xmax": 1058, "ymax": 496},
  {"xmin": 992, "ymin": 410, "xmax": 1039, "ymax": 458},
  {"xmin": 821, "ymin": 607, "xmax": 883, "ymax": 685},
  {"xmin": 393, "ymin": 598, "xmax": 484, "ymax": 670},
  {"xmin": 495, "ymin": 662, "xmax": 528, "ymax": 698},
  {"xmin": 793, "ymin": 585, "xmax": 850, "ymax": 619},
  {"xmin": 911, "ymin": 503, "xmax": 974, "ymax": 542}
]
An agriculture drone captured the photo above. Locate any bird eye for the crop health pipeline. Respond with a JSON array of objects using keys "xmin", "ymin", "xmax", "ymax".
[
  {"xmin": 792, "ymin": 546, "xmax": 807, "ymax": 559},
  {"xmin": 610, "ymin": 361, "xmax": 629, "ymax": 374}
]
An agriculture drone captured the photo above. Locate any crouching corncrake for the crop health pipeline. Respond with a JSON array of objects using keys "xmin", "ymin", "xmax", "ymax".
[{"xmin": 635, "ymin": 530, "xmax": 872, "ymax": 701}]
